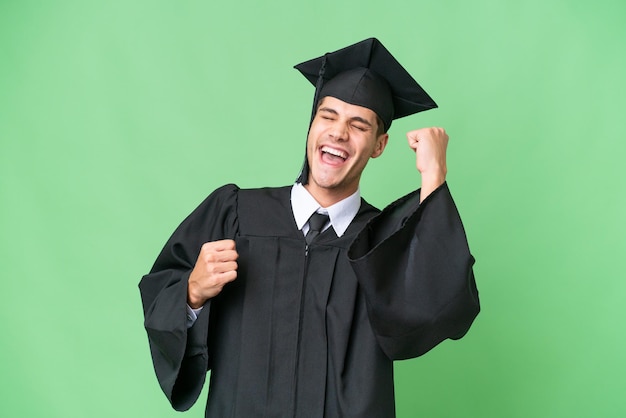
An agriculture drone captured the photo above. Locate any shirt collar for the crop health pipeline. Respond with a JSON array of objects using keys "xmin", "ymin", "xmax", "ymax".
[{"xmin": 291, "ymin": 183, "xmax": 361, "ymax": 238}]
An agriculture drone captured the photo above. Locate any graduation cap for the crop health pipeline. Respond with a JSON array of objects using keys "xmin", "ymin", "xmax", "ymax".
[{"xmin": 294, "ymin": 37, "xmax": 438, "ymax": 184}]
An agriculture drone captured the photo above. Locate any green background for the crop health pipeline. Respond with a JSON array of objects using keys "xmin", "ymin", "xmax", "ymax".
[{"xmin": 1, "ymin": 0, "xmax": 624, "ymax": 417}]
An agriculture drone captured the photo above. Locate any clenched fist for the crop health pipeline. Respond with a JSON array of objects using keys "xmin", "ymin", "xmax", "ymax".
[
  {"xmin": 406, "ymin": 127, "xmax": 449, "ymax": 202},
  {"xmin": 187, "ymin": 239, "xmax": 238, "ymax": 308}
]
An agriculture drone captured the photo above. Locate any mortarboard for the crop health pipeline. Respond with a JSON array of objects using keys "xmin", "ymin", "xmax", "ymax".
[
  {"xmin": 295, "ymin": 37, "xmax": 438, "ymax": 131},
  {"xmin": 294, "ymin": 38, "xmax": 438, "ymax": 184}
]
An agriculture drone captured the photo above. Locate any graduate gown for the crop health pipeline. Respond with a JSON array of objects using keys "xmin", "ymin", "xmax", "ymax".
[{"xmin": 139, "ymin": 182, "xmax": 479, "ymax": 417}]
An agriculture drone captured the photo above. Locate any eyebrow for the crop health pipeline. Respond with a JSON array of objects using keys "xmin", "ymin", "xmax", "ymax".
[{"xmin": 318, "ymin": 107, "xmax": 373, "ymax": 128}]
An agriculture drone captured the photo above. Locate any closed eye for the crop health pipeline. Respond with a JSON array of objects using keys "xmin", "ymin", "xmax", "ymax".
[{"xmin": 350, "ymin": 116, "xmax": 373, "ymax": 132}]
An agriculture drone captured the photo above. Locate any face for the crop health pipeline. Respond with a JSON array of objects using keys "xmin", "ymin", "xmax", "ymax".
[{"xmin": 305, "ymin": 96, "xmax": 388, "ymax": 205}]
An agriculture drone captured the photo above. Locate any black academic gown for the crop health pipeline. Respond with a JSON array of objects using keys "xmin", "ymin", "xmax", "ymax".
[{"xmin": 139, "ymin": 182, "xmax": 479, "ymax": 417}]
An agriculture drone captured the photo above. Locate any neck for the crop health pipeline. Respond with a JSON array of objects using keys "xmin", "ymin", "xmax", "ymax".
[{"xmin": 303, "ymin": 182, "xmax": 357, "ymax": 208}]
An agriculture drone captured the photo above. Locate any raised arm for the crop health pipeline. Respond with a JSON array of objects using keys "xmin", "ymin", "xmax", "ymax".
[
  {"xmin": 348, "ymin": 130, "xmax": 479, "ymax": 360},
  {"xmin": 406, "ymin": 127, "xmax": 449, "ymax": 202}
]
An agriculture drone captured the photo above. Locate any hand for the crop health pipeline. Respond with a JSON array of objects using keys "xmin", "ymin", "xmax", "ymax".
[
  {"xmin": 407, "ymin": 127, "xmax": 449, "ymax": 202},
  {"xmin": 187, "ymin": 239, "xmax": 238, "ymax": 308}
]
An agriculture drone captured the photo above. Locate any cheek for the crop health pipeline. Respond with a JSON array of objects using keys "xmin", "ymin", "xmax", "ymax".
[
  {"xmin": 358, "ymin": 137, "xmax": 378, "ymax": 157},
  {"xmin": 305, "ymin": 131, "xmax": 315, "ymax": 150},
  {"xmin": 306, "ymin": 136, "xmax": 318, "ymax": 165}
]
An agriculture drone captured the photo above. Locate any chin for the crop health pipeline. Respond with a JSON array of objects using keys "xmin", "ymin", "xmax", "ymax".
[
  {"xmin": 312, "ymin": 178, "xmax": 340, "ymax": 190},
  {"xmin": 315, "ymin": 175, "xmax": 356, "ymax": 193}
]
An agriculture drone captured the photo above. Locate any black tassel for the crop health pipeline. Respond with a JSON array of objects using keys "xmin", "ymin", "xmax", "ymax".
[{"xmin": 296, "ymin": 54, "xmax": 328, "ymax": 184}]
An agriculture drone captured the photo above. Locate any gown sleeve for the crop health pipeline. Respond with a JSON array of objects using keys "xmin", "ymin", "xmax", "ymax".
[
  {"xmin": 347, "ymin": 182, "xmax": 479, "ymax": 360},
  {"xmin": 138, "ymin": 184, "xmax": 239, "ymax": 411}
]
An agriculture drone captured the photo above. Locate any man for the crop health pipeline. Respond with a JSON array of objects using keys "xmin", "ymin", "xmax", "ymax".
[{"xmin": 139, "ymin": 38, "xmax": 479, "ymax": 417}]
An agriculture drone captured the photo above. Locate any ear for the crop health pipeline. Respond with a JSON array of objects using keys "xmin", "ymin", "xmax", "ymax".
[{"xmin": 371, "ymin": 133, "xmax": 389, "ymax": 158}]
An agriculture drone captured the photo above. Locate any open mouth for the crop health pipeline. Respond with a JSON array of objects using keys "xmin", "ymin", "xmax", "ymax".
[{"xmin": 320, "ymin": 146, "xmax": 348, "ymax": 163}]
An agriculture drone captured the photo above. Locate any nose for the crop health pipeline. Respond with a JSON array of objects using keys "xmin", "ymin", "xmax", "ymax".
[{"xmin": 328, "ymin": 122, "xmax": 348, "ymax": 142}]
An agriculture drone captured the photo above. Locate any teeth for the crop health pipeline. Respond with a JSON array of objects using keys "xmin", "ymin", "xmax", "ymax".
[{"xmin": 321, "ymin": 146, "xmax": 348, "ymax": 159}]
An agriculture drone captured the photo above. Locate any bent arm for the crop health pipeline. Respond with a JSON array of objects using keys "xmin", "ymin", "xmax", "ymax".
[
  {"xmin": 138, "ymin": 184, "xmax": 239, "ymax": 410},
  {"xmin": 348, "ymin": 183, "xmax": 479, "ymax": 360}
]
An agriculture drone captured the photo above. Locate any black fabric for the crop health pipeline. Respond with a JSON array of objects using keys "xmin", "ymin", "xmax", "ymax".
[
  {"xmin": 139, "ymin": 183, "xmax": 479, "ymax": 417},
  {"xmin": 348, "ymin": 184, "xmax": 480, "ymax": 359}
]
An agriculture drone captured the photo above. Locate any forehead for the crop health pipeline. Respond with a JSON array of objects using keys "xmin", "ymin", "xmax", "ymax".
[{"xmin": 317, "ymin": 96, "xmax": 380, "ymax": 123}]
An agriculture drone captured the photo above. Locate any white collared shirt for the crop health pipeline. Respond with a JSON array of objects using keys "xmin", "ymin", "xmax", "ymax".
[{"xmin": 290, "ymin": 182, "xmax": 361, "ymax": 238}]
